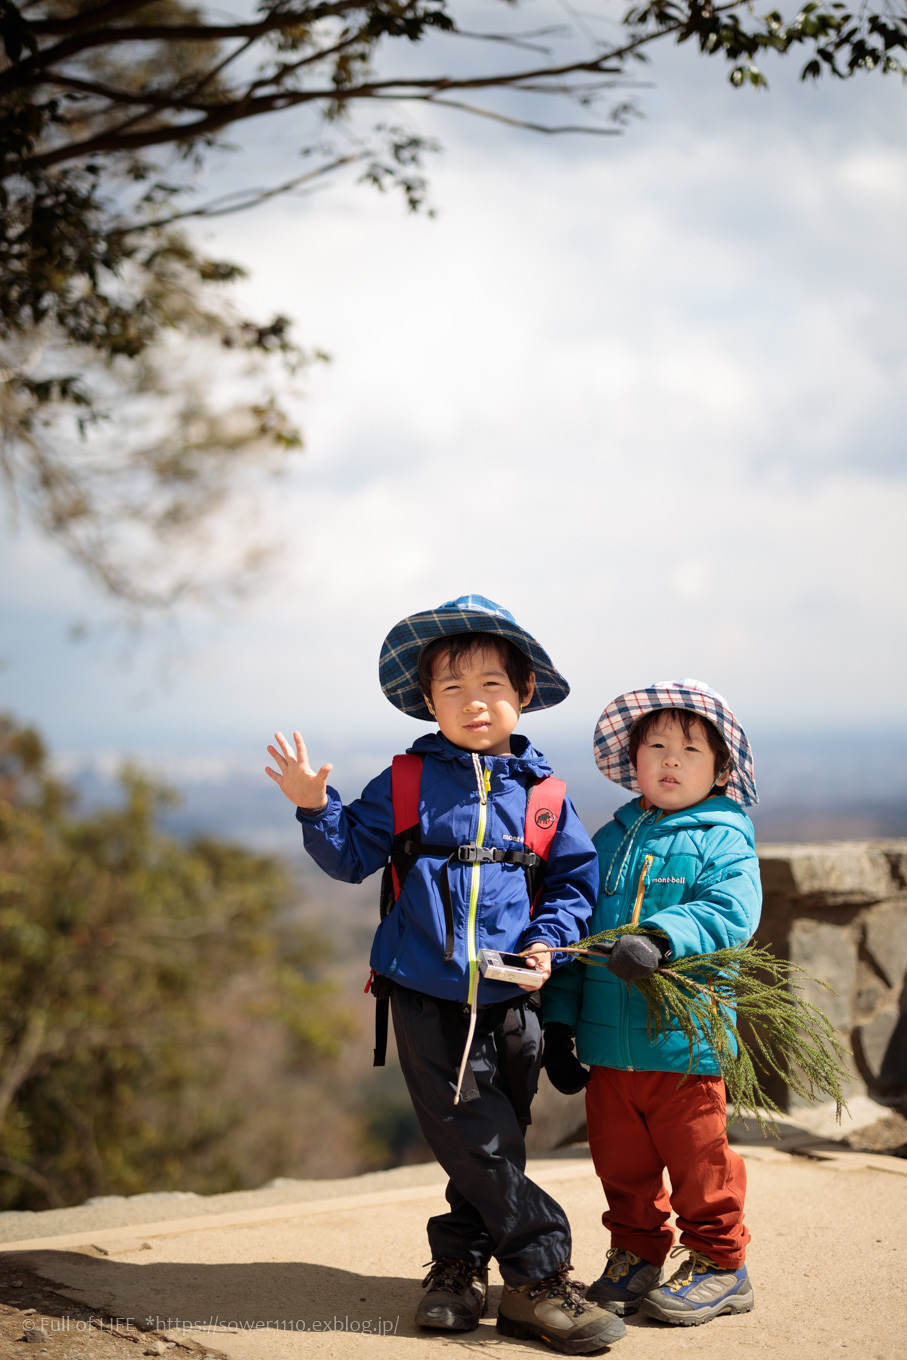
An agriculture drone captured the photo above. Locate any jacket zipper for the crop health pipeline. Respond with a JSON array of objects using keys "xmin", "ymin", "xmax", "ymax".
[
  {"xmin": 619, "ymin": 851, "xmax": 654, "ymax": 1069},
  {"xmin": 466, "ymin": 754, "xmax": 491, "ymax": 1005}
]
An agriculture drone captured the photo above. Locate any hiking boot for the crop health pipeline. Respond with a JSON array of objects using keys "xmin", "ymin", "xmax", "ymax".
[
  {"xmin": 640, "ymin": 1249, "xmax": 754, "ymax": 1326},
  {"xmin": 585, "ymin": 1248, "xmax": 662, "ymax": 1315},
  {"xmin": 414, "ymin": 1257, "xmax": 488, "ymax": 1331},
  {"xmin": 497, "ymin": 1261, "xmax": 627, "ymax": 1354}
]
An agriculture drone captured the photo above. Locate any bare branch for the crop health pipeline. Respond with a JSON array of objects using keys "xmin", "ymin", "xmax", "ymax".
[
  {"xmin": 111, "ymin": 155, "xmax": 360, "ymax": 235},
  {"xmin": 390, "ymin": 93, "xmax": 622, "ymax": 135},
  {"xmin": 18, "ymin": 31, "xmax": 663, "ymax": 171}
]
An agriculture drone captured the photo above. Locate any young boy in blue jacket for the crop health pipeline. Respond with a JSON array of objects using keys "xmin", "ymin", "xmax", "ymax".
[
  {"xmin": 266, "ymin": 596, "xmax": 625, "ymax": 1354},
  {"xmin": 542, "ymin": 680, "xmax": 761, "ymax": 1328}
]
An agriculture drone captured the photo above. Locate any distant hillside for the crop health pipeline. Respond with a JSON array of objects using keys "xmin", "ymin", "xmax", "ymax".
[{"xmin": 66, "ymin": 727, "xmax": 907, "ymax": 854}]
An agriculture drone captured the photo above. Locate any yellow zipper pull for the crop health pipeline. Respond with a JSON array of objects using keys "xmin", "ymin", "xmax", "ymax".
[{"xmin": 631, "ymin": 854, "xmax": 654, "ymax": 925}]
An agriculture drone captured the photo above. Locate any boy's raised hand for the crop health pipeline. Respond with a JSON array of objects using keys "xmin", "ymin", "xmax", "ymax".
[{"xmin": 266, "ymin": 731, "xmax": 332, "ymax": 811}]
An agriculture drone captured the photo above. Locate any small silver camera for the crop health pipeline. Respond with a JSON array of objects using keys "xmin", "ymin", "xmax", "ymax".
[{"xmin": 477, "ymin": 948, "xmax": 545, "ymax": 990}]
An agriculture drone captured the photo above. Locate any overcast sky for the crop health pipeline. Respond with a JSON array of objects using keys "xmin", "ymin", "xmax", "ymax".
[{"xmin": 2, "ymin": 11, "xmax": 906, "ymax": 810}]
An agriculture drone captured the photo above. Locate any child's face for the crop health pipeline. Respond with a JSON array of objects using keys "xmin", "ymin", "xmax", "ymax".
[
  {"xmin": 428, "ymin": 645, "xmax": 533, "ymax": 756},
  {"xmin": 633, "ymin": 712, "xmax": 728, "ymax": 812}
]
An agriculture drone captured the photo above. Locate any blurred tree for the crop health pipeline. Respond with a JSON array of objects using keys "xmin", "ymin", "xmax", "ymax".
[
  {"xmin": 0, "ymin": 712, "xmax": 355, "ymax": 1210},
  {"xmin": 1, "ymin": 0, "xmax": 905, "ymax": 610}
]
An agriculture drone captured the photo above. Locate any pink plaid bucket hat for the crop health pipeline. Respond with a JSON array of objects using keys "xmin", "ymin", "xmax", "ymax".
[{"xmin": 594, "ymin": 678, "xmax": 758, "ymax": 807}]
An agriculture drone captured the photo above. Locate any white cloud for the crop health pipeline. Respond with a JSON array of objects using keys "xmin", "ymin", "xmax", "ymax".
[{"xmin": 2, "ymin": 36, "xmax": 906, "ymax": 769}]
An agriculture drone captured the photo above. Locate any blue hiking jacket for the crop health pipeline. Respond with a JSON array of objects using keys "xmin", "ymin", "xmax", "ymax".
[
  {"xmin": 541, "ymin": 794, "xmax": 762, "ymax": 1075},
  {"xmin": 297, "ymin": 732, "xmax": 598, "ymax": 1004}
]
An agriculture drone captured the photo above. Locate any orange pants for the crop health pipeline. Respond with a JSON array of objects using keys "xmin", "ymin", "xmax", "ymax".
[{"xmin": 585, "ymin": 1066, "xmax": 749, "ymax": 1270}]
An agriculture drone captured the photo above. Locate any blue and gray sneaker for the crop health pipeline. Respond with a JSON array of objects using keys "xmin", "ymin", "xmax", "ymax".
[
  {"xmin": 640, "ymin": 1249, "xmax": 754, "ymax": 1326},
  {"xmin": 585, "ymin": 1249, "xmax": 662, "ymax": 1315}
]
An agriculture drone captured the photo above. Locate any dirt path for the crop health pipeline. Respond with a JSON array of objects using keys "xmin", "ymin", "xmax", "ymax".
[{"xmin": 2, "ymin": 1147, "xmax": 905, "ymax": 1360}]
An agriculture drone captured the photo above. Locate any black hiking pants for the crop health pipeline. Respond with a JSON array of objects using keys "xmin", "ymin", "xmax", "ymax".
[{"xmin": 390, "ymin": 984, "xmax": 572, "ymax": 1286}]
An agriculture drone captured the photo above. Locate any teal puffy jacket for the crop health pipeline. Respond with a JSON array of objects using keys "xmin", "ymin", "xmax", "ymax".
[{"xmin": 541, "ymin": 794, "xmax": 762, "ymax": 1075}]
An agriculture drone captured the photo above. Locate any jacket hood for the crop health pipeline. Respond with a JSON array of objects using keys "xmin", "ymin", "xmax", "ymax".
[
  {"xmin": 613, "ymin": 794, "xmax": 756, "ymax": 847},
  {"xmin": 406, "ymin": 730, "xmax": 553, "ymax": 779}
]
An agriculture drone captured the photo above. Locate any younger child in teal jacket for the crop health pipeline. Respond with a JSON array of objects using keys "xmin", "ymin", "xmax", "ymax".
[{"xmin": 542, "ymin": 679, "xmax": 761, "ymax": 1327}]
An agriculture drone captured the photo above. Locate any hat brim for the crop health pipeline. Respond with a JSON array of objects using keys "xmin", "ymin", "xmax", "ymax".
[
  {"xmin": 380, "ymin": 608, "xmax": 569, "ymax": 720},
  {"xmin": 594, "ymin": 684, "xmax": 758, "ymax": 807}
]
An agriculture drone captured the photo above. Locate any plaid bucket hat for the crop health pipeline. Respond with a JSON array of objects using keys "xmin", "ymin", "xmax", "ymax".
[
  {"xmin": 379, "ymin": 594, "xmax": 570, "ymax": 721},
  {"xmin": 593, "ymin": 678, "xmax": 758, "ymax": 806}
]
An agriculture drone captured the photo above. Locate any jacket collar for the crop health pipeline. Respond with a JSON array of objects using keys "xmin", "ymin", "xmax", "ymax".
[
  {"xmin": 613, "ymin": 793, "xmax": 755, "ymax": 844},
  {"xmin": 407, "ymin": 730, "xmax": 553, "ymax": 778}
]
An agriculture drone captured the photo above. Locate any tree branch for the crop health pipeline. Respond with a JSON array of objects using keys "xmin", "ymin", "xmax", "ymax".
[
  {"xmin": 0, "ymin": 1009, "xmax": 47, "ymax": 1128},
  {"xmin": 110, "ymin": 155, "xmax": 360, "ymax": 235},
  {"xmin": 25, "ymin": 0, "xmax": 175, "ymax": 37},
  {"xmin": 0, "ymin": 1154, "xmax": 66, "ymax": 1207},
  {"xmin": 393, "ymin": 93, "xmax": 622, "ymax": 134},
  {"xmin": 1, "ymin": 2, "xmax": 358, "ymax": 93},
  {"xmin": 18, "ymin": 34, "xmax": 664, "ymax": 170}
]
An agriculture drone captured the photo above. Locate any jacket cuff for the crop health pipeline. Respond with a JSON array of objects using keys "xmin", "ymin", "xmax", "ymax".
[
  {"xmin": 517, "ymin": 925, "xmax": 566, "ymax": 954},
  {"xmin": 294, "ymin": 787, "xmax": 339, "ymax": 824},
  {"xmin": 295, "ymin": 804, "xmax": 328, "ymax": 822}
]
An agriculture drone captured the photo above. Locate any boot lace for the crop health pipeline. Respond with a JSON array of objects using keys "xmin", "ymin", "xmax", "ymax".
[
  {"xmin": 421, "ymin": 1257, "xmax": 481, "ymax": 1295},
  {"xmin": 664, "ymin": 1247, "xmax": 717, "ymax": 1293},
  {"xmin": 528, "ymin": 1261, "xmax": 594, "ymax": 1317},
  {"xmin": 604, "ymin": 1248, "xmax": 641, "ymax": 1283}
]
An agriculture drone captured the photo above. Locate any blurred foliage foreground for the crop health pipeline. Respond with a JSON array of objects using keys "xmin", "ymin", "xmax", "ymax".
[{"xmin": 0, "ymin": 712, "xmax": 379, "ymax": 1212}]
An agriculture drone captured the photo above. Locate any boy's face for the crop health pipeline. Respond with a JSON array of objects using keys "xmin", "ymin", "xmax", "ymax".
[
  {"xmin": 633, "ymin": 712, "xmax": 728, "ymax": 812},
  {"xmin": 427, "ymin": 645, "xmax": 534, "ymax": 756}
]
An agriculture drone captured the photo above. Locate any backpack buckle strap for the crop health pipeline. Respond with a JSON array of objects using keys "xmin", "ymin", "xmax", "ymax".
[
  {"xmin": 505, "ymin": 850, "xmax": 541, "ymax": 868},
  {"xmin": 456, "ymin": 843, "xmax": 503, "ymax": 864}
]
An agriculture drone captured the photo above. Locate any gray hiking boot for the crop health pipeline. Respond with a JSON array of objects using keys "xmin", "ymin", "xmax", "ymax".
[
  {"xmin": 640, "ymin": 1249, "xmax": 754, "ymax": 1326},
  {"xmin": 497, "ymin": 1261, "xmax": 627, "ymax": 1354},
  {"xmin": 415, "ymin": 1257, "xmax": 488, "ymax": 1331},
  {"xmin": 585, "ymin": 1248, "xmax": 662, "ymax": 1315}
]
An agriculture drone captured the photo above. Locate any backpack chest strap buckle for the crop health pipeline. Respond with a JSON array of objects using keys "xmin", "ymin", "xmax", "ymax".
[{"xmin": 456, "ymin": 843, "xmax": 502, "ymax": 864}]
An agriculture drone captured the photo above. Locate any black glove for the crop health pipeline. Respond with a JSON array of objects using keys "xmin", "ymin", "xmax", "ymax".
[
  {"xmin": 606, "ymin": 933, "xmax": 671, "ymax": 982},
  {"xmin": 542, "ymin": 1022, "xmax": 590, "ymax": 1094}
]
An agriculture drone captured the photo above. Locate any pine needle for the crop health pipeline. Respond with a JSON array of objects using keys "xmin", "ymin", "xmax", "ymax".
[{"xmin": 558, "ymin": 925, "xmax": 851, "ymax": 1133}]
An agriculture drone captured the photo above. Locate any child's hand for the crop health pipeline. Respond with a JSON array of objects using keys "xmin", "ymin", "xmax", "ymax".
[
  {"xmin": 265, "ymin": 731, "xmax": 333, "ymax": 811},
  {"xmin": 606, "ymin": 933, "xmax": 669, "ymax": 981},
  {"xmin": 521, "ymin": 941, "xmax": 552, "ymax": 989}
]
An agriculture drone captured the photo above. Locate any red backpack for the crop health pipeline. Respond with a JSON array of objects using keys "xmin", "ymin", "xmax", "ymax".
[{"xmin": 367, "ymin": 754, "xmax": 566, "ymax": 1065}]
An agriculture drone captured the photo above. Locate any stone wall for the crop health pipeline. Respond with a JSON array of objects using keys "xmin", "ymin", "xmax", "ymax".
[{"xmin": 755, "ymin": 839, "xmax": 907, "ymax": 1110}]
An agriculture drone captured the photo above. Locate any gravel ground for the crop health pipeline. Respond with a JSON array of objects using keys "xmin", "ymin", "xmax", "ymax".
[{"xmin": 0, "ymin": 1256, "xmax": 227, "ymax": 1360}]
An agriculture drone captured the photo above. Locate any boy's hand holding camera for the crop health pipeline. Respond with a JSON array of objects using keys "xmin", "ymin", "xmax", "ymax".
[
  {"xmin": 521, "ymin": 942, "xmax": 552, "ymax": 987},
  {"xmin": 266, "ymin": 730, "xmax": 333, "ymax": 811}
]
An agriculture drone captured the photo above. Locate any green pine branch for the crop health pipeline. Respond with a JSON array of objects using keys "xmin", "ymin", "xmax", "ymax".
[{"xmin": 560, "ymin": 925, "xmax": 851, "ymax": 1132}]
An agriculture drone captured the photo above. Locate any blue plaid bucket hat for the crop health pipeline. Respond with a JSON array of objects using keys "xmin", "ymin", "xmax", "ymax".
[
  {"xmin": 594, "ymin": 678, "xmax": 758, "ymax": 806},
  {"xmin": 379, "ymin": 594, "xmax": 570, "ymax": 721}
]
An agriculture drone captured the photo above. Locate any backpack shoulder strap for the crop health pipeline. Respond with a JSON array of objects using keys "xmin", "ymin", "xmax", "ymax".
[
  {"xmin": 523, "ymin": 776, "xmax": 566, "ymax": 910},
  {"xmin": 524, "ymin": 776, "xmax": 566, "ymax": 861},
  {"xmin": 390, "ymin": 753, "xmax": 423, "ymax": 899},
  {"xmin": 372, "ymin": 752, "xmax": 424, "ymax": 1068}
]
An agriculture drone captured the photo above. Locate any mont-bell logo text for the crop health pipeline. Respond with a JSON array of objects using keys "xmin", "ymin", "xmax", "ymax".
[
  {"xmin": 534, "ymin": 808, "xmax": 557, "ymax": 830},
  {"xmin": 652, "ymin": 876, "xmax": 685, "ymax": 884}
]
